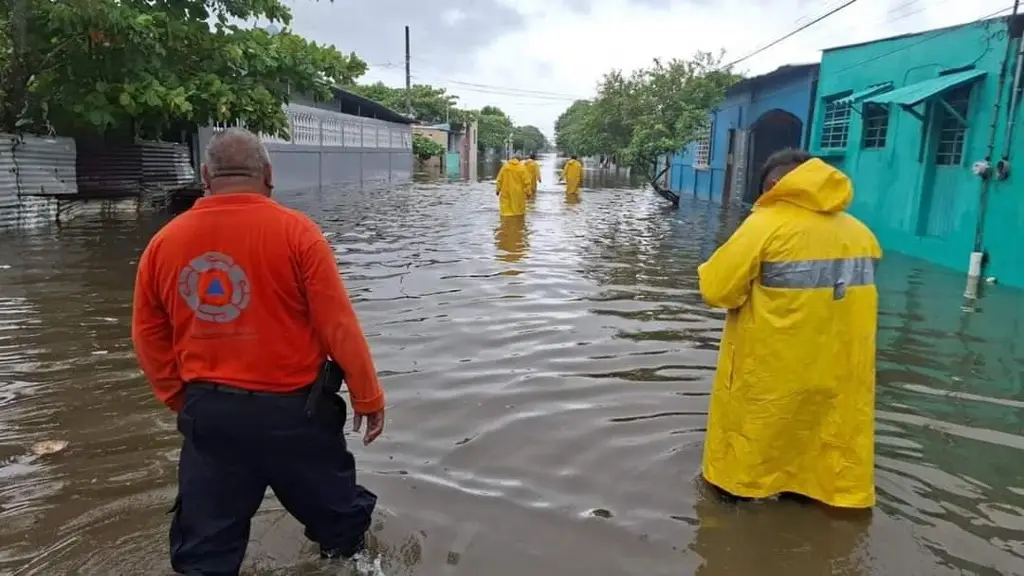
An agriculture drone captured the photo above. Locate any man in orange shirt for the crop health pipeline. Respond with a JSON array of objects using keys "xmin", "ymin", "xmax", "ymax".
[{"xmin": 131, "ymin": 127, "xmax": 386, "ymax": 574}]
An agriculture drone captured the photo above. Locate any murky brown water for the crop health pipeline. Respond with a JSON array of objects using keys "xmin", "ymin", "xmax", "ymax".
[{"xmin": 2, "ymin": 155, "xmax": 1024, "ymax": 575}]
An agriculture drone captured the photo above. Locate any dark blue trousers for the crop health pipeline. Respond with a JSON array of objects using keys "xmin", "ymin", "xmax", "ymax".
[{"xmin": 169, "ymin": 384, "xmax": 376, "ymax": 575}]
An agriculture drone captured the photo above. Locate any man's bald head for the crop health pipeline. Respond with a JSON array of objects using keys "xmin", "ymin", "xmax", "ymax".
[{"xmin": 202, "ymin": 127, "xmax": 273, "ymax": 196}]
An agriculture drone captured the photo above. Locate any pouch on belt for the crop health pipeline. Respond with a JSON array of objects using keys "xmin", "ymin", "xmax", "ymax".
[{"xmin": 304, "ymin": 358, "xmax": 346, "ymax": 422}]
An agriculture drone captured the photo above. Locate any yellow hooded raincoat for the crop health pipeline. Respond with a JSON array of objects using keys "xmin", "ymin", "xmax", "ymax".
[
  {"xmin": 563, "ymin": 159, "xmax": 583, "ymax": 195},
  {"xmin": 697, "ymin": 158, "xmax": 881, "ymax": 509},
  {"xmin": 496, "ymin": 159, "xmax": 530, "ymax": 217},
  {"xmin": 524, "ymin": 158, "xmax": 541, "ymax": 198}
]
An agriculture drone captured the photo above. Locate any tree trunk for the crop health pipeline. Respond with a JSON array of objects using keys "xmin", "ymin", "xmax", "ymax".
[{"xmin": 2, "ymin": 0, "xmax": 29, "ymax": 132}]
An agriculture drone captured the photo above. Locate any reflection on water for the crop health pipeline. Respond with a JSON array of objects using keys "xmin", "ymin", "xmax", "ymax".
[
  {"xmin": 494, "ymin": 216, "xmax": 529, "ymax": 265},
  {"xmin": 1, "ymin": 154, "xmax": 1023, "ymax": 574}
]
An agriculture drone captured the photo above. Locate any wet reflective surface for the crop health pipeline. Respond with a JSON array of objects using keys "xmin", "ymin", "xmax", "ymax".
[{"xmin": 2, "ymin": 155, "xmax": 1024, "ymax": 574}]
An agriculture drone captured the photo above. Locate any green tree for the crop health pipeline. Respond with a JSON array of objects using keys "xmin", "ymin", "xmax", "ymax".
[
  {"xmin": 554, "ymin": 52, "xmax": 739, "ymax": 183},
  {"xmin": 347, "ymin": 81, "xmax": 475, "ymax": 131},
  {"xmin": 0, "ymin": 0, "xmax": 366, "ymax": 138},
  {"xmin": 512, "ymin": 125, "xmax": 547, "ymax": 154},
  {"xmin": 476, "ymin": 105, "xmax": 513, "ymax": 152},
  {"xmin": 412, "ymin": 132, "xmax": 444, "ymax": 161}
]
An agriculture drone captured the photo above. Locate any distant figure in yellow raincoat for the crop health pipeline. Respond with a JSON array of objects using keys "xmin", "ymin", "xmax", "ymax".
[
  {"xmin": 562, "ymin": 155, "xmax": 583, "ymax": 195},
  {"xmin": 697, "ymin": 149, "xmax": 881, "ymax": 509},
  {"xmin": 495, "ymin": 156, "xmax": 530, "ymax": 217},
  {"xmin": 523, "ymin": 153, "xmax": 541, "ymax": 199}
]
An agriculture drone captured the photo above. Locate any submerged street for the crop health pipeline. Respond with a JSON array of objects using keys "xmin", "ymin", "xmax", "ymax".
[{"xmin": 2, "ymin": 156, "xmax": 1024, "ymax": 575}]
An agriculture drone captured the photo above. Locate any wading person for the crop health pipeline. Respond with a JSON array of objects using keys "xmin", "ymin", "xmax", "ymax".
[
  {"xmin": 131, "ymin": 127, "xmax": 386, "ymax": 574},
  {"xmin": 562, "ymin": 155, "xmax": 583, "ymax": 196},
  {"xmin": 697, "ymin": 149, "xmax": 880, "ymax": 509},
  {"xmin": 495, "ymin": 155, "xmax": 530, "ymax": 217},
  {"xmin": 524, "ymin": 152, "xmax": 541, "ymax": 199}
]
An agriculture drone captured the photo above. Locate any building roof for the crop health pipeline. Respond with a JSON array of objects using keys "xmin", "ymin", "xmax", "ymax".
[
  {"xmin": 333, "ymin": 86, "xmax": 415, "ymax": 124},
  {"xmin": 823, "ymin": 14, "xmax": 1020, "ymax": 53},
  {"xmin": 727, "ymin": 63, "xmax": 821, "ymax": 95}
]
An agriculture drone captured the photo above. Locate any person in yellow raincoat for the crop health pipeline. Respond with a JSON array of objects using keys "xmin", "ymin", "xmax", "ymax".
[
  {"xmin": 495, "ymin": 156, "xmax": 530, "ymax": 217},
  {"xmin": 523, "ymin": 153, "xmax": 542, "ymax": 199},
  {"xmin": 562, "ymin": 155, "xmax": 583, "ymax": 196},
  {"xmin": 697, "ymin": 149, "xmax": 881, "ymax": 509}
]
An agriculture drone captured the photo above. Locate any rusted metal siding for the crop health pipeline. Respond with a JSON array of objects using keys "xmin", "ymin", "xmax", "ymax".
[
  {"xmin": 77, "ymin": 140, "xmax": 195, "ymax": 199},
  {"xmin": 76, "ymin": 144, "xmax": 141, "ymax": 198},
  {"xmin": 0, "ymin": 133, "xmax": 77, "ymax": 230},
  {"xmin": 140, "ymin": 141, "xmax": 196, "ymax": 190}
]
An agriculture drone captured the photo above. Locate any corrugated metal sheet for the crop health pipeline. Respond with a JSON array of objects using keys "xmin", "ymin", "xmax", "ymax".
[
  {"xmin": 866, "ymin": 69, "xmax": 986, "ymax": 107},
  {"xmin": 14, "ymin": 134, "xmax": 78, "ymax": 196},
  {"xmin": 0, "ymin": 132, "xmax": 76, "ymax": 231},
  {"xmin": 140, "ymin": 141, "xmax": 195, "ymax": 189},
  {"xmin": 76, "ymin": 143, "xmax": 142, "ymax": 198},
  {"xmin": 0, "ymin": 132, "xmax": 78, "ymax": 198},
  {"xmin": 77, "ymin": 139, "xmax": 194, "ymax": 199}
]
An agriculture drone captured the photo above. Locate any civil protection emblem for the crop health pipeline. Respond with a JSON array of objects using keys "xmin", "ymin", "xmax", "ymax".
[{"xmin": 177, "ymin": 252, "xmax": 251, "ymax": 323}]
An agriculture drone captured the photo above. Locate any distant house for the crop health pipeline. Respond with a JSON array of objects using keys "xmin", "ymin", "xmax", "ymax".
[
  {"xmin": 666, "ymin": 63, "xmax": 819, "ymax": 204},
  {"xmin": 810, "ymin": 15, "xmax": 1024, "ymax": 287}
]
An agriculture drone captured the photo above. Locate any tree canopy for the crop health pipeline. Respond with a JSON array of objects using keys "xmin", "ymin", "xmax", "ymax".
[
  {"xmin": 554, "ymin": 51, "xmax": 740, "ymax": 180},
  {"xmin": 412, "ymin": 132, "xmax": 444, "ymax": 161},
  {"xmin": 1, "ymin": 0, "xmax": 366, "ymax": 138},
  {"xmin": 347, "ymin": 81, "xmax": 476, "ymax": 132}
]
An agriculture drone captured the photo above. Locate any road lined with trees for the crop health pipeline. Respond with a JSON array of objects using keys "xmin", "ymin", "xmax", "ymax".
[{"xmin": 554, "ymin": 51, "xmax": 740, "ymax": 185}]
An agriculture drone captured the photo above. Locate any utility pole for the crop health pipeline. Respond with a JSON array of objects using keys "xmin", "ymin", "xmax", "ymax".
[{"xmin": 404, "ymin": 26, "xmax": 412, "ymax": 117}]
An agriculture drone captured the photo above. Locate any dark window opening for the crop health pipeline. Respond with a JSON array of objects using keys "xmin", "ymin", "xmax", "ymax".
[
  {"xmin": 862, "ymin": 103, "xmax": 890, "ymax": 149},
  {"xmin": 935, "ymin": 85, "xmax": 971, "ymax": 166}
]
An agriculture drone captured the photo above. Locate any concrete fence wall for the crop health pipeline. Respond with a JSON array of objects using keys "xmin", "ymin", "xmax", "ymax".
[{"xmin": 200, "ymin": 103, "xmax": 414, "ymax": 191}]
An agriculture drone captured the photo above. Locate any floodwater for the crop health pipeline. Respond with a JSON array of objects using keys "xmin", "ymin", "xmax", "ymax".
[{"xmin": 2, "ymin": 155, "xmax": 1024, "ymax": 575}]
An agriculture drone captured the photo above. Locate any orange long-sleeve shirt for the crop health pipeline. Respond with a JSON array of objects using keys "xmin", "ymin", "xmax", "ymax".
[{"xmin": 131, "ymin": 192, "xmax": 384, "ymax": 414}]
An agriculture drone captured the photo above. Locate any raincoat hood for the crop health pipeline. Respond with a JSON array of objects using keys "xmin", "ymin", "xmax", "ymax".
[
  {"xmin": 508, "ymin": 159, "xmax": 521, "ymax": 165},
  {"xmin": 755, "ymin": 158, "xmax": 852, "ymax": 214}
]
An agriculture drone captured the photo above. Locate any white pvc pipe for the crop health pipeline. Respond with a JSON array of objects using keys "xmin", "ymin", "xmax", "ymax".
[
  {"xmin": 968, "ymin": 251, "xmax": 984, "ymax": 278},
  {"xmin": 963, "ymin": 251, "xmax": 985, "ymax": 300}
]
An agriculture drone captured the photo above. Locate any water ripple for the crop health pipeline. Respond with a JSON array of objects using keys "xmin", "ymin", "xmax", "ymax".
[{"xmin": 0, "ymin": 158, "xmax": 1021, "ymax": 574}]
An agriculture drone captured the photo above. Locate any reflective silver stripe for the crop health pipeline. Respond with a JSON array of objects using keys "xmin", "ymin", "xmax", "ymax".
[{"xmin": 760, "ymin": 257, "xmax": 878, "ymax": 295}]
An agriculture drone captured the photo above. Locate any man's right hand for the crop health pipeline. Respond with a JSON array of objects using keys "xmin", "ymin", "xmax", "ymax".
[{"xmin": 353, "ymin": 408, "xmax": 385, "ymax": 445}]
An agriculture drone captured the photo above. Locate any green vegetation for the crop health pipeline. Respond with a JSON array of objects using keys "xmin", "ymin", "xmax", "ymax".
[
  {"xmin": 412, "ymin": 133, "xmax": 444, "ymax": 161},
  {"xmin": 347, "ymin": 82, "xmax": 475, "ymax": 132},
  {"xmin": 554, "ymin": 51, "xmax": 740, "ymax": 183},
  {"xmin": 0, "ymin": 0, "xmax": 365, "ymax": 138},
  {"xmin": 0, "ymin": 0, "xmax": 549, "ymax": 150}
]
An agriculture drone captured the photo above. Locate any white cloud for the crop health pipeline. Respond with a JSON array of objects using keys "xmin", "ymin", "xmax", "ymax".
[{"xmin": 336, "ymin": 0, "xmax": 1013, "ymax": 139}]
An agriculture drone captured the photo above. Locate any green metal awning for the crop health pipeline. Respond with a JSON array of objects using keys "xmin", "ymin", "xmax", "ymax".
[
  {"xmin": 863, "ymin": 69, "xmax": 987, "ymax": 107},
  {"xmin": 834, "ymin": 82, "xmax": 893, "ymax": 106}
]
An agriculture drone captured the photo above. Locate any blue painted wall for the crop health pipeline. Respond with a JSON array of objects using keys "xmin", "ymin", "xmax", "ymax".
[
  {"xmin": 668, "ymin": 64, "xmax": 819, "ymax": 205},
  {"xmin": 811, "ymin": 17, "xmax": 1024, "ymax": 288}
]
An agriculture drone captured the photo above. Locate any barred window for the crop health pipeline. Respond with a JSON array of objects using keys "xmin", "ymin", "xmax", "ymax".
[
  {"xmin": 820, "ymin": 95, "xmax": 851, "ymax": 149},
  {"xmin": 693, "ymin": 123, "xmax": 711, "ymax": 169},
  {"xmin": 935, "ymin": 85, "xmax": 971, "ymax": 166},
  {"xmin": 862, "ymin": 103, "xmax": 890, "ymax": 149}
]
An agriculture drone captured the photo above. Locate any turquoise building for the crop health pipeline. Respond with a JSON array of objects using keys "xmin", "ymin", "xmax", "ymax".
[{"xmin": 810, "ymin": 16, "xmax": 1024, "ymax": 288}]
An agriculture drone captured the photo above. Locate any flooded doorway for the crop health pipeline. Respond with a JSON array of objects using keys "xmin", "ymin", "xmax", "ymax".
[{"xmin": 744, "ymin": 109, "xmax": 803, "ymax": 203}]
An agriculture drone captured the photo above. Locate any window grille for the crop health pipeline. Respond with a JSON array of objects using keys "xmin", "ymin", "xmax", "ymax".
[
  {"xmin": 820, "ymin": 97, "xmax": 851, "ymax": 149},
  {"xmin": 693, "ymin": 123, "xmax": 711, "ymax": 168},
  {"xmin": 935, "ymin": 85, "xmax": 971, "ymax": 166},
  {"xmin": 862, "ymin": 103, "xmax": 890, "ymax": 149}
]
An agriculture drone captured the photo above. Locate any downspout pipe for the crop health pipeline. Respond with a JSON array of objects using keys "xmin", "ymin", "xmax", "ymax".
[
  {"xmin": 966, "ymin": 8, "xmax": 1019, "ymax": 301},
  {"xmin": 1002, "ymin": 35, "xmax": 1024, "ymax": 160}
]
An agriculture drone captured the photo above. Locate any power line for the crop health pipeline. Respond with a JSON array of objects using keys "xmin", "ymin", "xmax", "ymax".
[
  {"xmin": 830, "ymin": 5, "xmax": 1014, "ymax": 75},
  {"xmin": 721, "ymin": 0, "xmax": 863, "ymax": 69},
  {"xmin": 370, "ymin": 61, "xmax": 587, "ymax": 100}
]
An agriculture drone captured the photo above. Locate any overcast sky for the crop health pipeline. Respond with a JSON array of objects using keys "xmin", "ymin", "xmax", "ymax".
[{"xmin": 280, "ymin": 0, "xmax": 1013, "ymax": 138}]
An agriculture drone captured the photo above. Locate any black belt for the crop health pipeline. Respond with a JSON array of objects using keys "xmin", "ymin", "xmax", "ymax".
[{"xmin": 189, "ymin": 381, "xmax": 313, "ymax": 397}]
